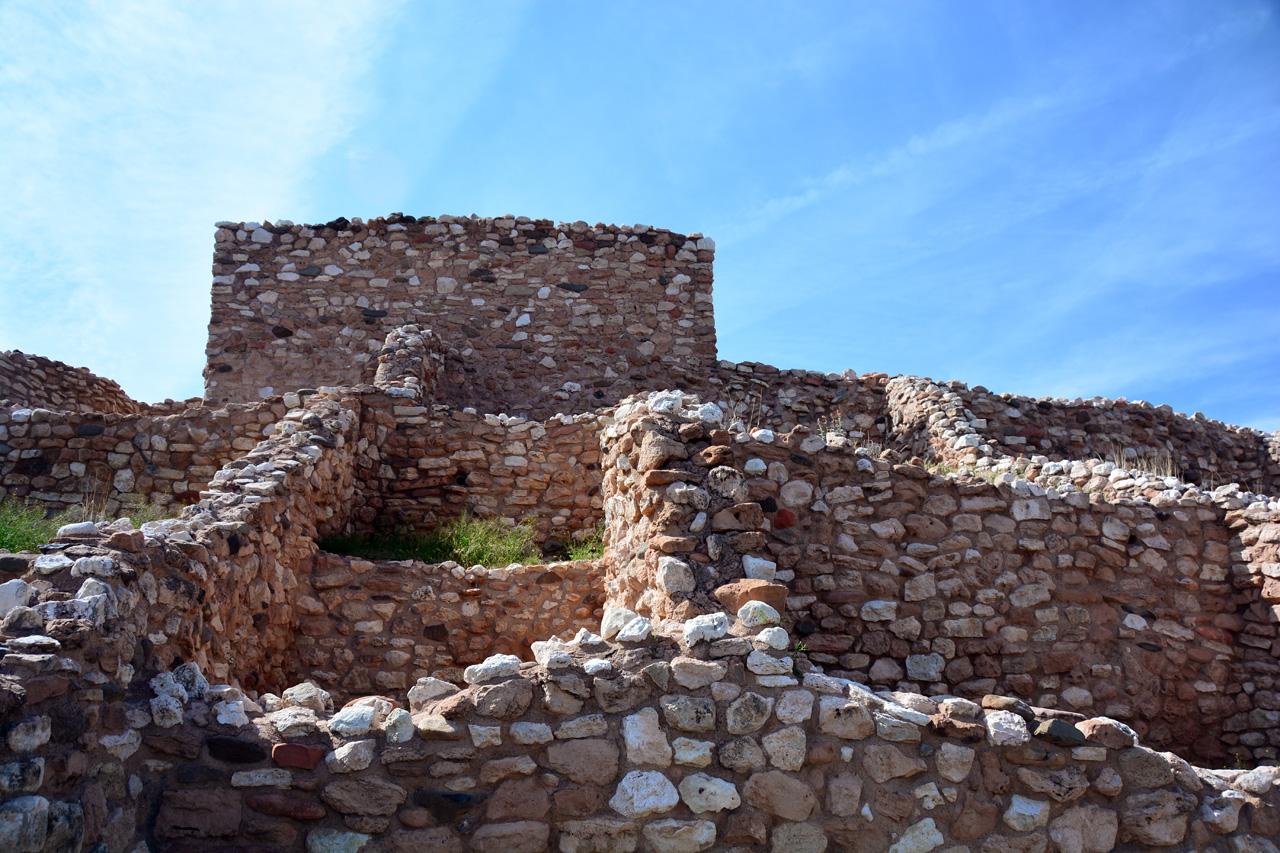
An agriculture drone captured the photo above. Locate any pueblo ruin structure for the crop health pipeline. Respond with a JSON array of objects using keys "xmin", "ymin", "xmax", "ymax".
[{"xmin": 0, "ymin": 213, "xmax": 1277, "ymax": 852}]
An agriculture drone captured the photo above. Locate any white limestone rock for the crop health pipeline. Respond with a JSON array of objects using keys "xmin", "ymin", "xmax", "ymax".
[
  {"xmin": 384, "ymin": 709, "xmax": 414, "ymax": 744},
  {"xmin": 623, "ymin": 708, "xmax": 672, "ymax": 767},
  {"xmin": 325, "ymin": 739, "xmax": 376, "ymax": 774},
  {"xmin": 755, "ymin": 626, "xmax": 789, "ymax": 650},
  {"xmin": 616, "ymin": 617, "xmax": 654, "ymax": 643},
  {"xmin": 682, "ymin": 613, "xmax": 729, "ymax": 645},
  {"xmin": 407, "ymin": 677, "xmax": 457, "ymax": 713},
  {"xmin": 463, "ymin": 653, "xmax": 522, "ymax": 684},
  {"xmin": 741, "ymin": 555, "xmax": 776, "ymax": 581},
  {"xmin": 609, "ymin": 770, "xmax": 680, "ymax": 818},
  {"xmin": 985, "ymin": 710, "xmax": 1030, "ymax": 746},
  {"xmin": 601, "ymin": 607, "xmax": 641, "ymax": 640},
  {"xmin": 737, "ymin": 600, "xmax": 780, "ymax": 628},
  {"xmin": 327, "ymin": 706, "xmax": 377, "ymax": 738}
]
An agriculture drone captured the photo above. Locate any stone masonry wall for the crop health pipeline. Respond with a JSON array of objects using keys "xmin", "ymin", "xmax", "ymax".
[
  {"xmin": 0, "ymin": 351, "xmax": 145, "ymax": 415},
  {"xmin": 0, "ymin": 399, "xmax": 288, "ymax": 514},
  {"xmin": 2, "ymin": 595, "xmax": 1278, "ymax": 852},
  {"xmin": 888, "ymin": 376, "xmax": 1280, "ymax": 494},
  {"xmin": 203, "ymin": 215, "xmax": 717, "ymax": 416},
  {"xmin": 599, "ymin": 392, "xmax": 1278, "ymax": 764},
  {"xmin": 293, "ymin": 551, "xmax": 606, "ymax": 702},
  {"xmin": 349, "ymin": 406, "xmax": 606, "ymax": 543}
]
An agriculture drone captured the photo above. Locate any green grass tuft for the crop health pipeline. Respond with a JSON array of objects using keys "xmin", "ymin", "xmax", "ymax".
[
  {"xmin": 0, "ymin": 499, "xmax": 62, "ymax": 552},
  {"xmin": 564, "ymin": 522, "xmax": 606, "ymax": 561},
  {"xmin": 319, "ymin": 513, "xmax": 540, "ymax": 567},
  {"xmin": 0, "ymin": 496, "xmax": 177, "ymax": 553}
]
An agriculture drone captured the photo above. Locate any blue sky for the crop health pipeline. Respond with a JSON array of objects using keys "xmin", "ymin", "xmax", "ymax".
[{"xmin": 2, "ymin": 1, "xmax": 1277, "ymax": 431}]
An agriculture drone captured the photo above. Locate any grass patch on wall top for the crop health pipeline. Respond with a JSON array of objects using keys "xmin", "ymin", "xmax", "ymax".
[{"xmin": 319, "ymin": 513, "xmax": 543, "ymax": 567}]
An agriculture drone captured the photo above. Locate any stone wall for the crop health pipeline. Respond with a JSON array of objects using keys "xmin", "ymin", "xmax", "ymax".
[
  {"xmin": 293, "ymin": 551, "xmax": 606, "ymax": 701},
  {"xmin": 599, "ymin": 392, "xmax": 1279, "ymax": 764},
  {"xmin": 888, "ymin": 376, "xmax": 1280, "ymax": 494},
  {"xmin": 203, "ymin": 215, "xmax": 717, "ymax": 416},
  {"xmin": 0, "ymin": 351, "xmax": 145, "ymax": 415},
  {"xmin": 2, "ymin": 602, "xmax": 1277, "ymax": 852},
  {"xmin": 0, "ymin": 399, "xmax": 287, "ymax": 514},
  {"xmin": 350, "ymin": 405, "xmax": 606, "ymax": 543}
]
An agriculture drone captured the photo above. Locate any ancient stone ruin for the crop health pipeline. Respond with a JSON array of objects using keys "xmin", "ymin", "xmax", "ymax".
[{"xmin": 1, "ymin": 212, "xmax": 1278, "ymax": 852}]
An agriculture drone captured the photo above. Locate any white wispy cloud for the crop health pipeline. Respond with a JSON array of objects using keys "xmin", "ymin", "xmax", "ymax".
[{"xmin": 0, "ymin": 0, "xmax": 403, "ymax": 401}]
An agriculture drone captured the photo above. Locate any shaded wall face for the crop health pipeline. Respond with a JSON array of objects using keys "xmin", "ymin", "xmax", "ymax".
[
  {"xmin": 600, "ymin": 404, "xmax": 1278, "ymax": 763},
  {"xmin": 204, "ymin": 217, "xmax": 716, "ymax": 416},
  {"xmin": 294, "ymin": 552, "xmax": 606, "ymax": 701},
  {"xmin": 348, "ymin": 403, "xmax": 605, "ymax": 543}
]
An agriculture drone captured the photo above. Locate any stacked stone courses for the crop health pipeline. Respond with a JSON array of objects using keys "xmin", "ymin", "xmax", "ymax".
[
  {"xmin": 203, "ymin": 214, "xmax": 717, "ymax": 417},
  {"xmin": 0, "ymin": 213, "xmax": 1278, "ymax": 851}
]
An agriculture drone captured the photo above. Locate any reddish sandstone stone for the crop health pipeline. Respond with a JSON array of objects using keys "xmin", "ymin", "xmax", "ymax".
[
  {"xmin": 271, "ymin": 743, "xmax": 326, "ymax": 770},
  {"xmin": 244, "ymin": 793, "xmax": 326, "ymax": 821},
  {"xmin": 713, "ymin": 579, "xmax": 789, "ymax": 614},
  {"xmin": 773, "ymin": 509, "xmax": 797, "ymax": 529}
]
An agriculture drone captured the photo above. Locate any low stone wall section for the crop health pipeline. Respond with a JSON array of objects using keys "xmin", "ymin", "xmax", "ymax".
[
  {"xmin": 294, "ymin": 551, "xmax": 606, "ymax": 702},
  {"xmin": 888, "ymin": 376, "xmax": 1280, "ymax": 495},
  {"xmin": 203, "ymin": 215, "xmax": 717, "ymax": 417},
  {"xmin": 2, "ymin": 621, "xmax": 1276, "ymax": 852},
  {"xmin": 0, "ymin": 350, "xmax": 145, "ymax": 415},
  {"xmin": 599, "ymin": 393, "xmax": 1279, "ymax": 764},
  {"xmin": 0, "ymin": 399, "xmax": 289, "ymax": 514}
]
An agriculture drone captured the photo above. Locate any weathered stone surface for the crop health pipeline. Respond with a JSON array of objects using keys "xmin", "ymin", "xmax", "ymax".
[
  {"xmin": 659, "ymin": 695, "xmax": 716, "ymax": 732},
  {"xmin": 1016, "ymin": 766, "xmax": 1089, "ymax": 805},
  {"xmin": 1119, "ymin": 790, "xmax": 1194, "ymax": 846},
  {"xmin": 817, "ymin": 696, "xmax": 874, "ymax": 739},
  {"xmin": 558, "ymin": 818, "xmax": 638, "ymax": 853},
  {"xmin": 320, "ymin": 778, "xmax": 407, "ymax": 816},
  {"xmin": 936, "ymin": 742, "xmax": 975, "ymax": 783},
  {"xmin": 306, "ymin": 829, "xmax": 370, "ymax": 853},
  {"xmin": 469, "ymin": 820, "xmax": 550, "ymax": 853},
  {"xmin": 473, "ymin": 679, "xmax": 534, "ymax": 719},
  {"xmin": 642, "ymin": 819, "xmax": 716, "ymax": 853},
  {"xmin": 727, "ymin": 692, "xmax": 774, "ymax": 734},
  {"xmin": 1118, "ymin": 746, "xmax": 1174, "ymax": 788},
  {"xmin": 486, "ymin": 777, "xmax": 550, "ymax": 821},
  {"xmin": 985, "ymin": 710, "xmax": 1030, "ymax": 746},
  {"xmin": 380, "ymin": 827, "xmax": 462, "ymax": 853},
  {"xmin": 713, "ymin": 579, "xmax": 789, "ymax": 614},
  {"xmin": 1075, "ymin": 717, "xmax": 1137, "ymax": 749},
  {"xmin": 610, "ymin": 770, "xmax": 679, "ymax": 818},
  {"xmin": 155, "ymin": 789, "xmax": 242, "ymax": 839},
  {"xmin": 546, "ymin": 739, "xmax": 619, "ymax": 786},
  {"xmin": 772, "ymin": 821, "xmax": 829, "ymax": 853},
  {"xmin": 678, "ymin": 773, "xmax": 740, "ymax": 813},
  {"xmin": 762, "ymin": 725, "xmax": 806, "ymax": 771},
  {"xmin": 862, "ymin": 744, "xmax": 927, "ymax": 784},
  {"xmin": 827, "ymin": 771, "xmax": 863, "ymax": 817},
  {"xmin": 719, "ymin": 737, "xmax": 766, "ymax": 774},
  {"xmin": 244, "ymin": 793, "xmax": 326, "ymax": 821},
  {"xmin": 670, "ymin": 658, "xmax": 727, "ymax": 690},
  {"xmin": 1048, "ymin": 804, "xmax": 1118, "ymax": 853},
  {"xmin": 623, "ymin": 707, "xmax": 672, "ymax": 766},
  {"xmin": 1003, "ymin": 795, "xmax": 1050, "ymax": 832},
  {"xmin": 887, "ymin": 817, "xmax": 944, "ymax": 853},
  {"xmin": 743, "ymin": 770, "xmax": 817, "ymax": 822}
]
